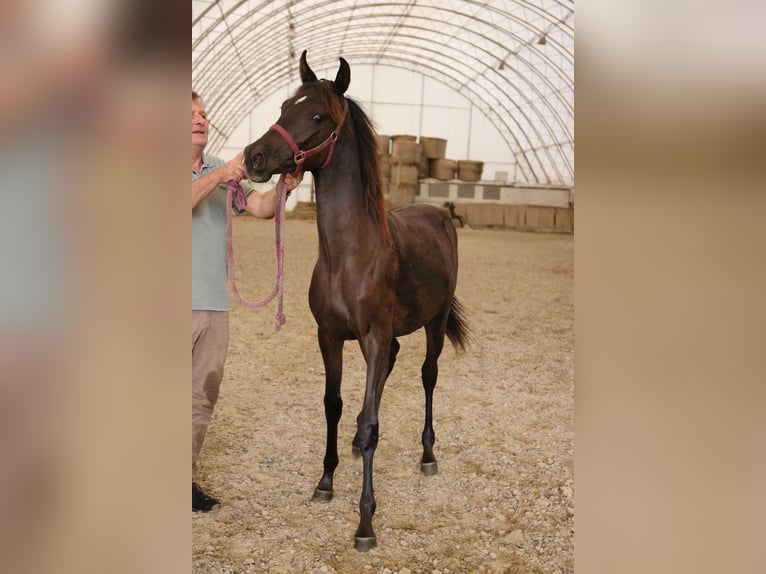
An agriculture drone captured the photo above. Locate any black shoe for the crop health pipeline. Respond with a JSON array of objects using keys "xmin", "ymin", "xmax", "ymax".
[{"xmin": 193, "ymin": 482, "xmax": 220, "ymax": 512}]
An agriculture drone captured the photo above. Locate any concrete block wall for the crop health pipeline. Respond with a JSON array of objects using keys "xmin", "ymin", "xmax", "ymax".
[
  {"xmin": 448, "ymin": 202, "xmax": 573, "ymax": 233},
  {"xmin": 421, "ymin": 180, "xmax": 574, "ymax": 233}
]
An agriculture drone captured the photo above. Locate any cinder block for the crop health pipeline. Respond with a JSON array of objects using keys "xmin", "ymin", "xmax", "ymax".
[
  {"xmin": 539, "ymin": 207, "xmax": 556, "ymax": 230},
  {"xmin": 503, "ymin": 205, "xmax": 521, "ymax": 229},
  {"xmin": 523, "ymin": 206, "xmax": 555, "ymax": 231},
  {"xmin": 554, "ymin": 208, "xmax": 574, "ymax": 232},
  {"xmin": 389, "ymin": 183, "xmax": 416, "ymax": 206},
  {"xmin": 466, "ymin": 203, "xmax": 504, "ymax": 227}
]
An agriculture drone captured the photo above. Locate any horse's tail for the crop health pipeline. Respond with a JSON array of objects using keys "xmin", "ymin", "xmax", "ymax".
[{"xmin": 446, "ymin": 295, "xmax": 470, "ymax": 352}]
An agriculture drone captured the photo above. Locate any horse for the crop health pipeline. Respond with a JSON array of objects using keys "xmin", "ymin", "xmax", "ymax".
[
  {"xmin": 444, "ymin": 201, "xmax": 465, "ymax": 227},
  {"xmin": 243, "ymin": 50, "xmax": 469, "ymax": 551}
]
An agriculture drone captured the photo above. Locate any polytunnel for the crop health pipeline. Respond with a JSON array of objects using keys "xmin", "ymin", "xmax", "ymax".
[{"xmin": 192, "ymin": 0, "xmax": 574, "ymax": 186}]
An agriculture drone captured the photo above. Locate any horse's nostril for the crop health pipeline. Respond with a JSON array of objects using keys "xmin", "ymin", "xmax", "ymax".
[{"xmin": 253, "ymin": 152, "xmax": 264, "ymax": 167}]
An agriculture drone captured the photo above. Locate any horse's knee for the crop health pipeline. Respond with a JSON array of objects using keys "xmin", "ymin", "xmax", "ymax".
[
  {"xmin": 353, "ymin": 420, "xmax": 379, "ymax": 451},
  {"xmin": 324, "ymin": 394, "xmax": 343, "ymax": 420}
]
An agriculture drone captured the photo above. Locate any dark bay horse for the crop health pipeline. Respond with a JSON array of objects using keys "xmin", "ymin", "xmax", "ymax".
[{"xmin": 244, "ymin": 51, "xmax": 469, "ymax": 551}]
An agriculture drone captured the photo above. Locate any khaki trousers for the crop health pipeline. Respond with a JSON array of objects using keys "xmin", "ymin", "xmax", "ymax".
[{"xmin": 192, "ymin": 310, "xmax": 229, "ymax": 476}]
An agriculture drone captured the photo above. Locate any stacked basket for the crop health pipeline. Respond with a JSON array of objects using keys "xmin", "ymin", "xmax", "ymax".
[
  {"xmin": 421, "ymin": 137, "xmax": 456, "ymax": 181},
  {"xmin": 457, "ymin": 160, "xmax": 484, "ymax": 182},
  {"xmin": 389, "ymin": 135, "xmax": 420, "ymax": 206},
  {"xmin": 377, "ymin": 134, "xmax": 391, "ymax": 200}
]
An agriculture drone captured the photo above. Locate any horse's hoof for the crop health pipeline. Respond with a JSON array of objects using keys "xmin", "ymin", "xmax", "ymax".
[
  {"xmin": 354, "ymin": 536, "xmax": 377, "ymax": 551},
  {"xmin": 312, "ymin": 488, "xmax": 333, "ymax": 501},
  {"xmin": 420, "ymin": 461, "xmax": 439, "ymax": 476}
]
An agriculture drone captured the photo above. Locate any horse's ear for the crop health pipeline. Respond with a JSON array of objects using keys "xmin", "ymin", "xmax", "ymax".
[
  {"xmin": 299, "ymin": 50, "xmax": 318, "ymax": 84},
  {"xmin": 334, "ymin": 57, "xmax": 350, "ymax": 95}
]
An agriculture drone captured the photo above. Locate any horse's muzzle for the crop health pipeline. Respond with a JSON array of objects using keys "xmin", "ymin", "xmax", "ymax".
[{"xmin": 243, "ymin": 143, "xmax": 270, "ymax": 182}]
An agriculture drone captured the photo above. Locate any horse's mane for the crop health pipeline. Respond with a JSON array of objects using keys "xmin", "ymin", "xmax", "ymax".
[{"xmin": 343, "ymin": 97, "xmax": 390, "ymax": 240}]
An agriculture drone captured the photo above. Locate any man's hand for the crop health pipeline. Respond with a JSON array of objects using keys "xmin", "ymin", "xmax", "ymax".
[
  {"xmin": 279, "ymin": 171, "xmax": 305, "ymax": 195},
  {"xmin": 221, "ymin": 151, "xmax": 247, "ymax": 183},
  {"xmin": 193, "ymin": 151, "xmax": 249, "ymax": 211}
]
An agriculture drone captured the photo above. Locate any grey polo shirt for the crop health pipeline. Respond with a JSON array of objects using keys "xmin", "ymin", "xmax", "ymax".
[{"xmin": 192, "ymin": 153, "xmax": 229, "ymax": 311}]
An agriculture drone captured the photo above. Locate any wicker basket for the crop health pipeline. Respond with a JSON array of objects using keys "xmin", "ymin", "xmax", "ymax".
[
  {"xmin": 430, "ymin": 158, "xmax": 457, "ymax": 180},
  {"xmin": 418, "ymin": 156, "xmax": 430, "ymax": 179},
  {"xmin": 391, "ymin": 163, "xmax": 419, "ymax": 186},
  {"xmin": 419, "ymin": 137, "xmax": 447, "ymax": 160},
  {"xmin": 391, "ymin": 140, "xmax": 420, "ymax": 165},
  {"xmin": 457, "ymin": 160, "xmax": 484, "ymax": 182},
  {"xmin": 377, "ymin": 135, "xmax": 391, "ymax": 156},
  {"xmin": 388, "ymin": 182, "xmax": 417, "ymax": 206},
  {"xmin": 379, "ymin": 154, "xmax": 390, "ymax": 177}
]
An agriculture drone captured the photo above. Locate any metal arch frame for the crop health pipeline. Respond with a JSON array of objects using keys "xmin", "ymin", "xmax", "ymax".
[
  {"xmin": 203, "ymin": 50, "xmax": 572, "ymax": 184},
  {"xmin": 269, "ymin": 12, "xmax": 574, "ymax": 122},
  {"xmin": 192, "ymin": 0, "xmax": 574, "ymax": 185},
  {"xmin": 207, "ymin": 51, "xmax": 573, "ymax": 185},
  {"xmin": 192, "ymin": 3, "xmax": 573, "ymax": 123},
  {"xmin": 356, "ymin": 51, "xmax": 573, "ymax": 184},
  {"xmin": 194, "ymin": 2, "xmax": 573, "ymax": 105},
  {"xmin": 291, "ymin": 43, "xmax": 565, "ymax": 184},
  {"xmin": 192, "ymin": 0, "xmax": 574, "ymax": 89},
  {"xmin": 198, "ymin": 37, "xmax": 571, "ymax": 182},
  {"xmin": 198, "ymin": 24, "xmax": 572, "ymax": 182},
  {"xmin": 204, "ymin": 62, "xmax": 571, "ymax": 184},
  {"xmin": 193, "ymin": 0, "xmax": 574, "ymax": 54}
]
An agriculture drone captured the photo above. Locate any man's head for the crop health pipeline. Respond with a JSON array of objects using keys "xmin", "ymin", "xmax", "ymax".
[{"xmin": 192, "ymin": 90, "xmax": 208, "ymax": 151}]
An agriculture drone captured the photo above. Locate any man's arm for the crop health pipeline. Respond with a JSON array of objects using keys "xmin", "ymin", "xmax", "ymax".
[
  {"xmin": 192, "ymin": 152, "xmax": 247, "ymax": 210},
  {"xmin": 242, "ymin": 172, "xmax": 304, "ymax": 218}
]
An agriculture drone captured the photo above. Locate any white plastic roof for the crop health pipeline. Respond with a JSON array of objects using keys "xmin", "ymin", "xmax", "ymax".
[{"xmin": 192, "ymin": 0, "xmax": 574, "ymax": 185}]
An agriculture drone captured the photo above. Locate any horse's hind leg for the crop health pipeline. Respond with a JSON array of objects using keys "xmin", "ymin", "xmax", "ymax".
[
  {"xmin": 421, "ymin": 317, "xmax": 447, "ymax": 475},
  {"xmin": 387, "ymin": 338, "xmax": 400, "ymax": 380},
  {"xmin": 313, "ymin": 327, "xmax": 344, "ymax": 501}
]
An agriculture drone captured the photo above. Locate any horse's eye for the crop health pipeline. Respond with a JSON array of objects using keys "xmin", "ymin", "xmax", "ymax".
[{"xmin": 312, "ymin": 114, "xmax": 323, "ymax": 122}]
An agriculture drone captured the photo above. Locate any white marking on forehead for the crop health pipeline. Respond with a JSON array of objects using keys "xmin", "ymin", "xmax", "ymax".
[{"xmin": 294, "ymin": 95, "xmax": 308, "ymax": 105}]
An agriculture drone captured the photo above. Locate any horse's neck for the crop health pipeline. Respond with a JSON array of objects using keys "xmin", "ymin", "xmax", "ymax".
[{"xmin": 313, "ymin": 148, "xmax": 386, "ymax": 258}]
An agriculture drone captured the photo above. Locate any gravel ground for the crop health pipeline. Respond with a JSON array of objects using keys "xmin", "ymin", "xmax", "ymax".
[{"xmin": 193, "ymin": 217, "xmax": 573, "ymax": 574}]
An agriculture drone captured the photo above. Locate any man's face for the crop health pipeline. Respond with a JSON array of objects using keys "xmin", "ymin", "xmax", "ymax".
[{"xmin": 192, "ymin": 98, "xmax": 209, "ymax": 148}]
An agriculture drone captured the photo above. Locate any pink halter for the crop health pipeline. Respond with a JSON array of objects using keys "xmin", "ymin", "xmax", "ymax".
[{"xmin": 269, "ymin": 102, "xmax": 347, "ymax": 170}]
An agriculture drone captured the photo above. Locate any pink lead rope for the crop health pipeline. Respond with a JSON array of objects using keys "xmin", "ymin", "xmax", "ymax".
[{"xmin": 225, "ymin": 175, "xmax": 294, "ymax": 332}]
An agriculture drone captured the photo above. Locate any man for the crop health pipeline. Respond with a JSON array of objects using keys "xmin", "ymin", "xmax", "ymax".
[{"xmin": 192, "ymin": 90, "xmax": 302, "ymax": 511}]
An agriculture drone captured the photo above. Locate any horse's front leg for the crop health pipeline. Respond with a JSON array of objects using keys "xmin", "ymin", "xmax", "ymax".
[
  {"xmin": 353, "ymin": 337, "xmax": 399, "ymax": 457},
  {"xmin": 313, "ymin": 327, "xmax": 344, "ymax": 501},
  {"xmin": 352, "ymin": 333, "xmax": 392, "ymax": 551}
]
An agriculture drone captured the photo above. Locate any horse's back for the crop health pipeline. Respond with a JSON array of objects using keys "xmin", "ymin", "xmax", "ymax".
[
  {"xmin": 387, "ymin": 203, "xmax": 457, "ymax": 251},
  {"xmin": 388, "ymin": 202, "xmax": 451, "ymax": 223}
]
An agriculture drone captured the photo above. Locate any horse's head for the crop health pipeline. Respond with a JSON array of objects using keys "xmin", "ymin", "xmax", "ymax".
[{"xmin": 244, "ymin": 51, "xmax": 350, "ymax": 182}]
